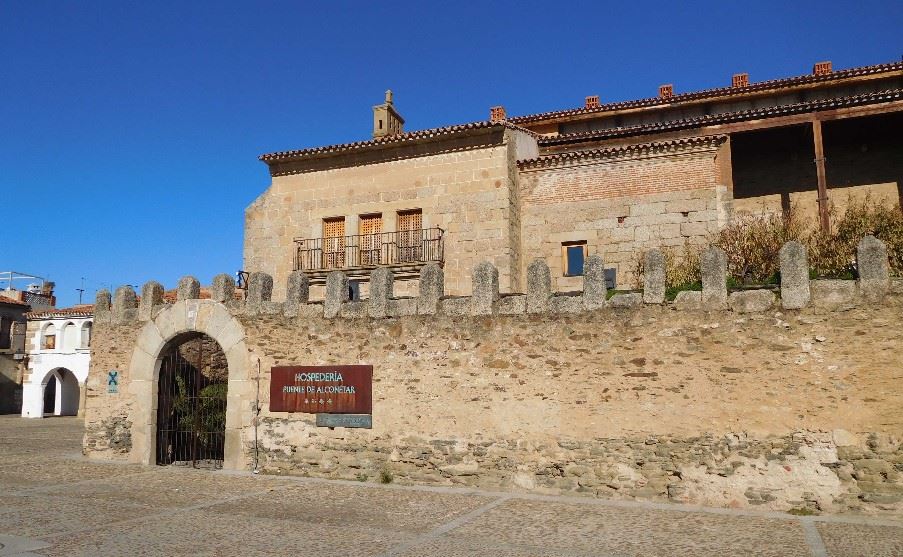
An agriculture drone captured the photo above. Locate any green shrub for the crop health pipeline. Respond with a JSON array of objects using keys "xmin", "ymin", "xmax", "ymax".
[
  {"xmin": 665, "ymin": 281, "xmax": 701, "ymax": 301},
  {"xmin": 379, "ymin": 467, "xmax": 393, "ymax": 484}
]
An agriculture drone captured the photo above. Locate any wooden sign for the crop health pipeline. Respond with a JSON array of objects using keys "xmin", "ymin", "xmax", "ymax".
[{"xmin": 270, "ymin": 365, "xmax": 372, "ymax": 414}]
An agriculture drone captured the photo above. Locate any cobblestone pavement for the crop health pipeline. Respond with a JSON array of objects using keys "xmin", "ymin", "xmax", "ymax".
[{"xmin": 0, "ymin": 417, "xmax": 900, "ymax": 557}]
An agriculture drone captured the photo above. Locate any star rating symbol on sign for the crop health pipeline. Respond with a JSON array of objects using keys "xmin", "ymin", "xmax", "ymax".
[
  {"xmin": 304, "ymin": 399, "xmax": 309, "ymax": 404},
  {"xmin": 327, "ymin": 399, "xmax": 333, "ymax": 405},
  {"xmin": 318, "ymin": 399, "xmax": 324, "ymax": 404}
]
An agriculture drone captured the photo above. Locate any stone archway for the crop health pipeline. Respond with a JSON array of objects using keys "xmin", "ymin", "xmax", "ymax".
[
  {"xmin": 127, "ymin": 299, "xmax": 251, "ymax": 470},
  {"xmin": 41, "ymin": 368, "xmax": 80, "ymax": 416},
  {"xmin": 155, "ymin": 332, "xmax": 228, "ymax": 468}
]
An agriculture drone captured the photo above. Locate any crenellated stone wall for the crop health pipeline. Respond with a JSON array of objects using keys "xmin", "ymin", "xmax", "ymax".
[{"xmin": 83, "ymin": 236, "xmax": 903, "ymax": 516}]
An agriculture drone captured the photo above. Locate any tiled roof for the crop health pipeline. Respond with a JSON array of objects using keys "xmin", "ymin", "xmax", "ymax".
[
  {"xmin": 539, "ymin": 88, "xmax": 903, "ymax": 147},
  {"xmin": 26, "ymin": 304, "xmax": 94, "ymax": 319},
  {"xmin": 517, "ymin": 135, "xmax": 727, "ymax": 170},
  {"xmin": 508, "ymin": 60, "xmax": 903, "ymax": 125},
  {"xmin": 259, "ymin": 121, "xmax": 537, "ymax": 163},
  {"xmin": 0, "ymin": 295, "xmax": 28, "ymax": 307}
]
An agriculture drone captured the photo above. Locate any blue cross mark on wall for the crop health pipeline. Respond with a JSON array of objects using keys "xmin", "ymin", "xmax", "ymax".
[{"xmin": 107, "ymin": 370, "xmax": 119, "ymax": 393}]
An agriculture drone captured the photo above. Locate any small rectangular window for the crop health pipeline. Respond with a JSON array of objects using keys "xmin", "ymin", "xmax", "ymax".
[
  {"xmin": 562, "ymin": 241, "xmax": 588, "ymax": 277},
  {"xmin": 349, "ymin": 280, "xmax": 361, "ymax": 301}
]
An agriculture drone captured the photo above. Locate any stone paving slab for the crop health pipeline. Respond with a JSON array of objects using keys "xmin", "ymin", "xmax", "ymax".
[
  {"xmin": 0, "ymin": 459, "xmax": 147, "ymax": 490},
  {"xmin": 0, "ymin": 494, "xmax": 152, "ymax": 538},
  {"xmin": 817, "ymin": 522, "xmax": 903, "ymax": 557},
  {"xmin": 35, "ymin": 467, "xmax": 295, "ymax": 509},
  {"xmin": 40, "ymin": 512, "xmax": 413, "ymax": 557},
  {"xmin": 0, "ymin": 534, "xmax": 51, "ymax": 557},
  {"xmin": 0, "ymin": 416, "xmax": 902, "ymax": 556},
  {"xmin": 205, "ymin": 482, "xmax": 495, "ymax": 534},
  {"xmin": 409, "ymin": 498, "xmax": 813, "ymax": 557}
]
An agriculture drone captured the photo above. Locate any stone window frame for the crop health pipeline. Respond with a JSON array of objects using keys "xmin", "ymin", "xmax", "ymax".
[{"xmin": 561, "ymin": 240, "xmax": 589, "ymax": 277}]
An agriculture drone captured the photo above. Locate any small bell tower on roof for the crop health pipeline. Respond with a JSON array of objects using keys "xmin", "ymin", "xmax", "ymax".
[{"xmin": 372, "ymin": 89, "xmax": 405, "ymax": 138}]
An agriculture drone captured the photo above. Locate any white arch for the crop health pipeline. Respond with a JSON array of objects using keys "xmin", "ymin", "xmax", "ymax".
[
  {"xmin": 41, "ymin": 322, "xmax": 56, "ymax": 350},
  {"xmin": 80, "ymin": 321, "xmax": 93, "ymax": 348},
  {"xmin": 124, "ymin": 300, "xmax": 250, "ymax": 470},
  {"xmin": 41, "ymin": 367, "xmax": 80, "ymax": 416},
  {"xmin": 61, "ymin": 321, "xmax": 78, "ymax": 351}
]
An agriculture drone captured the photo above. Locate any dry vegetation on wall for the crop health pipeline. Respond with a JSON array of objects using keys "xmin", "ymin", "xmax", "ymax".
[
  {"xmin": 809, "ymin": 195, "xmax": 903, "ymax": 279},
  {"xmin": 635, "ymin": 195, "xmax": 903, "ymax": 289},
  {"xmin": 713, "ymin": 207, "xmax": 807, "ymax": 284}
]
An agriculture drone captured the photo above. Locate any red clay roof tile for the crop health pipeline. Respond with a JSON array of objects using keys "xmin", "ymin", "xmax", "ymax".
[
  {"xmin": 508, "ymin": 60, "xmax": 903, "ymax": 125},
  {"xmin": 538, "ymin": 88, "xmax": 903, "ymax": 147},
  {"xmin": 0, "ymin": 295, "xmax": 28, "ymax": 307},
  {"xmin": 259, "ymin": 121, "xmax": 537, "ymax": 163}
]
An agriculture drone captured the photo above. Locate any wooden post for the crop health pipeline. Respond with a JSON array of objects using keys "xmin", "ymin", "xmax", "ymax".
[{"xmin": 812, "ymin": 117, "xmax": 830, "ymax": 232}]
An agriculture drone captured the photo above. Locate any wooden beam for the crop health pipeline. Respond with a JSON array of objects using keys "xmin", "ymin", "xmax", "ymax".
[
  {"xmin": 554, "ymin": 99, "xmax": 903, "ymax": 151},
  {"xmin": 703, "ymin": 99, "xmax": 903, "ymax": 135},
  {"xmin": 812, "ymin": 117, "xmax": 831, "ymax": 232}
]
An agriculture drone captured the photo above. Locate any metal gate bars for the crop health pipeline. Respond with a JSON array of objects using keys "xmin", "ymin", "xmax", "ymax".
[{"xmin": 155, "ymin": 334, "xmax": 227, "ymax": 469}]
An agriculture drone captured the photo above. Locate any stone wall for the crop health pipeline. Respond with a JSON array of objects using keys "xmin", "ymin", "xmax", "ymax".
[
  {"xmin": 518, "ymin": 137, "xmax": 731, "ymax": 289},
  {"xmin": 83, "ymin": 238, "xmax": 903, "ymax": 516},
  {"xmin": 245, "ymin": 128, "xmax": 536, "ymax": 300},
  {"xmin": 0, "ymin": 355, "xmax": 22, "ymax": 414}
]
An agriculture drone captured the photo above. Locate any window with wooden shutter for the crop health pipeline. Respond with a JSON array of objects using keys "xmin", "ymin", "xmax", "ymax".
[
  {"xmin": 322, "ymin": 217, "xmax": 346, "ymax": 269},
  {"xmin": 397, "ymin": 209, "xmax": 422, "ymax": 262},
  {"xmin": 359, "ymin": 213, "xmax": 382, "ymax": 266}
]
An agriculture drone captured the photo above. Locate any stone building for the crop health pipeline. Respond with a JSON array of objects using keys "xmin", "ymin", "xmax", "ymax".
[
  {"xmin": 0, "ymin": 295, "xmax": 29, "ymax": 414},
  {"xmin": 245, "ymin": 59, "xmax": 902, "ymax": 297},
  {"xmin": 20, "ymin": 306, "xmax": 93, "ymax": 418}
]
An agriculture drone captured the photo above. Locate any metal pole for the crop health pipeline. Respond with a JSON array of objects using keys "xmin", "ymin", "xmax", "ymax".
[{"xmin": 253, "ymin": 357, "xmax": 260, "ymax": 474}]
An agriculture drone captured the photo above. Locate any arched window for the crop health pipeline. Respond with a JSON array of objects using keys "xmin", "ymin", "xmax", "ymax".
[
  {"xmin": 41, "ymin": 323, "xmax": 56, "ymax": 350},
  {"xmin": 61, "ymin": 322, "xmax": 78, "ymax": 351},
  {"xmin": 81, "ymin": 321, "xmax": 93, "ymax": 348}
]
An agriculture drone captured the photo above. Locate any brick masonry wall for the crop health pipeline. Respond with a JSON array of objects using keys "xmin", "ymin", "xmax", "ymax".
[
  {"xmin": 519, "ymin": 143, "xmax": 730, "ymax": 289},
  {"xmin": 83, "ymin": 285, "xmax": 903, "ymax": 515}
]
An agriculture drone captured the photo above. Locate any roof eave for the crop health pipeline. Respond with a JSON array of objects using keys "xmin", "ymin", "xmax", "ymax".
[{"xmin": 509, "ymin": 63, "xmax": 903, "ymax": 128}]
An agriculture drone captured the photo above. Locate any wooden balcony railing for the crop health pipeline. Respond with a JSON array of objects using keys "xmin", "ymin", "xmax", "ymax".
[{"xmin": 294, "ymin": 227, "xmax": 444, "ymax": 273}]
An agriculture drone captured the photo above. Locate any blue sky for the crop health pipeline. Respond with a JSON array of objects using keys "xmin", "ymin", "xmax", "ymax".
[{"xmin": 2, "ymin": 1, "xmax": 901, "ymax": 306}]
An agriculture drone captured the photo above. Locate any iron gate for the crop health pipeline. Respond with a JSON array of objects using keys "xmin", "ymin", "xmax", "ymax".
[{"xmin": 155, "ymin": 334, "xmax": 227, "ymax": 469}]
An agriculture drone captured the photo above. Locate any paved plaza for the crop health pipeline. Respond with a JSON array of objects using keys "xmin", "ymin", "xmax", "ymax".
[{"xmin": 0, "ymin": 417, "xmax": 900, "ymax": 556}]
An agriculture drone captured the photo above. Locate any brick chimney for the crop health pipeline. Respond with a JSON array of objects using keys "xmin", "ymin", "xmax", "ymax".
[
  {"xmin": 584, "ymin": 95, "xmax": 600, "ymax": 109},
  {"xmin": 489, "ymin": 105, "xmax": 506, "ymax": 122},
  {"xmin": 658, "ymin": 84, "xmax": 674, "ymax": 99},
  {"xmin": 373, "ymin": 90, "xmax": 405, "ymax": 139},
  {"xmin": 813, "ymin": 61, "xmax": 833, "ymax": 76},
  {"xmin": 732, "ymin": 73, "xmax": 749, "ymax": 88}
]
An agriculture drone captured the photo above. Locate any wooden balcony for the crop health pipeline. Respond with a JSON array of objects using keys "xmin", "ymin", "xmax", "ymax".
[{"xmin": 293, "ymin": 227, "xmax": 444, "ymax": 283}]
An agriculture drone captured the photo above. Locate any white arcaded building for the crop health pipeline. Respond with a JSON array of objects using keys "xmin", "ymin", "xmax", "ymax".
[{"xmin": 21, "ymin": 305, "xmax": 93, "ymax": 418}]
